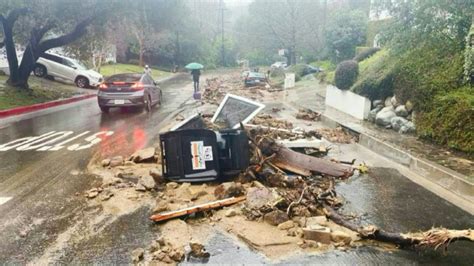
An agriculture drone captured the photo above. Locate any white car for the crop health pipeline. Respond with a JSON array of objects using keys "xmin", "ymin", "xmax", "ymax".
[
  {"xmin": 271, "ymin": 61, "xmax": 287, "ymax": 69},
  {"xmin": 33, "ymin": 53, "xmax": 103, "ymax": 88}
]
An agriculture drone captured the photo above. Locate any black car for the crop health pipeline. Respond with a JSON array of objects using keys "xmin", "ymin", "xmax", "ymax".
[
  {"xmin": 97, "ymin": 73, "xmax": 162, "ymax": 113},
  {"xmin": 303, "ymin": 65, "xmax": 323, "ymax": 76},
  {"xmin": 244, "ymin": 72, "xmax": 267, "ymax": 87}
]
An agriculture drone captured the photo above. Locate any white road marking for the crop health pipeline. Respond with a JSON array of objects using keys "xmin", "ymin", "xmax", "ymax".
[
  {"xmin": 0, "ymin": 197, "xmax": 12, "ymax": 206},
  {"xmin": 0, "ymin": 130, "xmax": 114, "ymax": 152}
]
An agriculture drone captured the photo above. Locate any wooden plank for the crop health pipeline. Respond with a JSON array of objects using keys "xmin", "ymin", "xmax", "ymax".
[{"xmin": 150, "ymin": 196, "xmax": 246, "ymax": 222}]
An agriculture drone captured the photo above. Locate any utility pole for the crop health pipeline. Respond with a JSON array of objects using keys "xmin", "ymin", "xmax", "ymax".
[{"xmin": 219, "ymin": 0, "xmax": 225, "ymax": 67}]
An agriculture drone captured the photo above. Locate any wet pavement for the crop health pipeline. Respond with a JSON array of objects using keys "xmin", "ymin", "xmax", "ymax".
[{"xmin": 0, "ymin": 72, "xmax": 473, "ymax": 264}]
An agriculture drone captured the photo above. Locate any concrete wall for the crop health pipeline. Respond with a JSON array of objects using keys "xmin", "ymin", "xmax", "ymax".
[{"xmin": 325, "ymin": 85, "xmax": 371, "ymax": 120}]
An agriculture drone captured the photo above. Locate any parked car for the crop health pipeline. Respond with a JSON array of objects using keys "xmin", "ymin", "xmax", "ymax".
[
  {"xmin": 271, "ymin": 61, "xmax": 287, "ymax": 69},
  {"xmin": 97, "ymin": 73, "xmax": 162, "ymax": 113},
  {"xmin": 33, "ymin": 52, "xmax": 103, "ymax": 88},
  {"xmin": 302, "ymin": 65, "xmax": 323, "ymax": 76},
  {"xmin": 244, "ymin": 72, "xmax": 267, "ymax": 87}
]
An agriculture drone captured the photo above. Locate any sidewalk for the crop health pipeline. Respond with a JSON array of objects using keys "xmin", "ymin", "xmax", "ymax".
[{"xmin": 285, "ymin": 81, "xmax": 473, "ymax": 204}]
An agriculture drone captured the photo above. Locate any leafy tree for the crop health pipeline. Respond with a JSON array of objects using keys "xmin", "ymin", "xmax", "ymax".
[
  {"xmin": 325, "ymin": 10, "xmax": 368, "ymax": 63},
  {"xmin": 0, "ymin": 0, "xmax": 105, "ymax": 89}
]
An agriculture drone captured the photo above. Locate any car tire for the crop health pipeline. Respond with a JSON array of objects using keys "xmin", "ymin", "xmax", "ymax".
[
  {"xmin": 33, "ymin": 64, "xmax": 47, "ymax": 77},
  {"xmin": 99, "ymin": 105, "xmax": 109, "ymax": 113},
  {"xmin": 144, "ymin": 96, "xmax": 152, "ymax": 112},
  {"xmin": 75, "ymin": 76, "xmax": 89, "ymax": 88}
]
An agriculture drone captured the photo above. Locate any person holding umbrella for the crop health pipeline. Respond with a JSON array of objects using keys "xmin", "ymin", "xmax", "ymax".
[{"xmin": 185, "ymin": 62, "xmax": 204, "ymax": 99}]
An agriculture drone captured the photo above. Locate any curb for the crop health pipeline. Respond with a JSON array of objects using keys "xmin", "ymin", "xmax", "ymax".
[{"xmin": 0, "ymin": 93, "xmax": 96, "ymax": 118}]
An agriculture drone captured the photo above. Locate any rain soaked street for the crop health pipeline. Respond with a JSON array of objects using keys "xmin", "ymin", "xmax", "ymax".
[{"xmin": 0, "ymin": 72, "xmax": 473, "ymax": 264}]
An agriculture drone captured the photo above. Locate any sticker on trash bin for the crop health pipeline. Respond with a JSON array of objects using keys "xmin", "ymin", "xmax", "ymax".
[
  {"xmin": 190, "ymin": 141, "xmax": 208, "ymax": 170},
  {"xmin": 203, "ymin": 146, "xmax": 213, "ymax": 161}
]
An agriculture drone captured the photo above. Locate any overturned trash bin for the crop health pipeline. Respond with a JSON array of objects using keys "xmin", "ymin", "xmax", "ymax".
[{"xmin": 160, "ymin": 129, "xmax": 249, "ymax": 182}]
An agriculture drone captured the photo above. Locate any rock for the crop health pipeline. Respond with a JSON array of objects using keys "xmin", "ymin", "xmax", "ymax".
[
  {"xmin": 225, "ymin": 208, "xmax": 238, "ymax": 217},
  {"xmin": 101, "ymin": 159, "xmax": 111, "ymax": 167},
  {"xmin": 99, "ymin": 190, "xmax": 114, "ymax": 201},
  {"xmin": 189, "ymin": 242, "xmax": 210, "ymax": 258},
  {"xmin": 391, "ymin": 116, "xmax": 409, "ymax": 132},
  {"xmin": 129, "ymin": 147, "xmax": 156, "ymax": 163},
  {"xmin": 169, "ymin": 248, "xmax": 185, "ymax": 262},
  {"xmin": 303, "ymin": 240, "xmax": 321, "ymax": 248},
  {"xmin": 384, "ymin": 97, "xmax": 392, "ymax": 107},
  {"xmin": 372, "ymin": 99, "xmax": 383, "ymax": 107},
  {"xmin": 161, "ymin": 255, "xmax": 174, "ymax": 264},
  {"xmin": 264, "ymin": 210, "xmax": 289, "ymax": 226},
  {"xmin": 124, "ymin": 161, "xmax": 135, "ymax": 166},
  {"xmin": 303, "ymin": 226, "xmax": 331, "ymax": 244},
  {"xmin": 395, "ymin": 105, "xmax": 408, "ymax": 117},
  {"xmin": 149, "ymin": 168, "xmax": 164, "ymax": 184},
  {"xmin": 331, "ymin": 231, "xmax": 352, "ymax": 245},
  {"xmin": 157, "ymin": 236, "xmax": 166, "ymax": 246},
  {"xmin": 131, "ymin": 248, "xmax": 144, "ymax": 263},
  {"xmin": 368, "ymin": 106, "xmax": 383, "ymax": 123},
  {"xmin": 166, "ymin": 182, "xmax": 179, "ymax": 190},
  {"xmin": 116, "ymin": 170, "xmax": 140, "ymax": 183},
  {"xmin": 405, "ymin": 100, "xmax": 413, "ymax": 112},
  {"xmin": 109, "ymin": 156, "xmax": 124, "ymax": 167},
  {"xmin": 152, "ymin": 250, "xmax": 166, "ymax": 261},
  {"xmin": 245, "ymin": 187, "xmax": 279, "ymax": 209},
  {"xmin": 277, "ymin": 220, "xmax": 295, "ymax": 230},
  {"xmin": 153, "ymin": 200, "xmax": 169, "ymax": 213},
  {"xmin": 375, "ymin": 106, "xmax": 396, "ymax": 127},
  {"xmin": 149, "ymin": 240, "xmax": 161, "ymax": 252},
  {"xmin": 390, "ymin": 95, "xmax": 399, "ymax": 107},
  {"xmin": 19, "ymin": 229, "xmax": 28, "ymax": 237},
  {"xmin": 214, "ymin": 182, "xmax": 245, "ymax": 200},
  {"xmin": 85, "ymin": 188, "xmax": 99, "ymax": 199},
  {"xmin": 135, "ymin": 183, "xmax": 146, "ymax": 192},
  {"xmin": 399, "ymin": 121, "xmax": 416, "ymax": 134},
  {"xmin": 287, "ymin": 227, "xmax": 304, "ymax": 237},
  {"xmin": 306, "ymin": 216, "xmax": 328, "ymax": 227},
  {"xmin": 187, "ymin": 185, "xmax": 208, "ymax": 200},
  {"xmin": 139, "ymin": 175, "xmax": 156, "ymax": 190}
]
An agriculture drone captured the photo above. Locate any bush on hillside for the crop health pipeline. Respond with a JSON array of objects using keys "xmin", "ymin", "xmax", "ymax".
[
  {"xmin": 287, "ymin": 64, "xmax": 307, "ymax": 81},
  {"xmin": 393, "ymin": 45, "xmax": 464, "ymax": 112},
  {"xmin": 128, "ymin": 59, "xmax": 140, "ymax": 66},
  {"xmin": 417, "ymin": 88, "xmax": 474, "ymax": 153},
  {"xmin": 351, "ymin": 49, "xmax": 395, "ymax": 100},
  {"xmin": 334, "ymin": 60, "xmax": 359, "ymax": 90},
  {"xmin": 354, "ymin": 47, "xmax": 381, "ymax": 62}
]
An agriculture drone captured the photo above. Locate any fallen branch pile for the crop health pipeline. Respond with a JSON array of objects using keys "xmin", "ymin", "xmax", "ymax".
[{"xmin": 240, "ymin": 124, "xmax": 473, "ymax": 251}]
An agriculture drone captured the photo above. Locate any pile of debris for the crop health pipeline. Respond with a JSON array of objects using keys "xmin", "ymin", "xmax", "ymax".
[
  {"xmin": 318, "ymin": 127, "xmax": 357, "ymax": 144},
  {"xmin": 295, "ymin": 108, "xmax": 321, "ymax": 121},
  {"xmin": 86, "ymin": 92, "xmax": 473, "ymax": 264}
]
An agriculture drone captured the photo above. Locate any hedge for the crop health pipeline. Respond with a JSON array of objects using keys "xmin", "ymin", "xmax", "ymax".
[
  {"xmin": 334, "ymin": 60, "xmax": 359, "ymax": 90},
  {"xmin": 417, "ymin": 87, "xmax": 474, "ymax": 153}
]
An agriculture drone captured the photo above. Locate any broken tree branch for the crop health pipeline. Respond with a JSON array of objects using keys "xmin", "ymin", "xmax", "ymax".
[
  {"xmin": 287, "ymin": 186, "xmax": 307, "ymax": 216},
  {"xmin": 323, "ymin": 203, "xmax": 474, "ymax": 250},
  {"xmin": 150, "ymin": 196, "xmax": 246, "ymax": 222}
]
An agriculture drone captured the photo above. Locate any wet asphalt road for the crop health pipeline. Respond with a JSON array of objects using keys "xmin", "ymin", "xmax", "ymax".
[{"xmin": 0, "ymin": 74, "xmax": 195, "ymax": 263}]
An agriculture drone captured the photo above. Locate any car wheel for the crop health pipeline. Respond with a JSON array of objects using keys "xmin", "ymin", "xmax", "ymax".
[
  {"xmin": 99, "ymin": 105, "xmax": 109, "ymax": 113},
  {"xmin": 75, "ymin": 77, "xmax": 89, "ymax": 88},
  {"xmin": 144, "ymin": 96, "xmax": 152, "ymax": 112},
  {"xmin": 33, "ymin": 64, "xmax": 47, "ymax": 77}
]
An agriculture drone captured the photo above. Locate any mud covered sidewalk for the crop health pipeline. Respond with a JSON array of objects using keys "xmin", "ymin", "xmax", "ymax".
[{"xmin": 83, "ymin": 71, "xmax": 473, "ymax": 265}]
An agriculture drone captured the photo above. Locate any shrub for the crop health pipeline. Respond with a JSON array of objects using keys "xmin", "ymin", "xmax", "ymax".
[
  {"xmin": 354, "ymin": 47, "xmax": 381, "ymax": 62},
  {"xmin": 127, "ymin": 59, "xmax": 140, "ymax": 65},
  {"xmin": 334, "ymin": 60, "xmax": 359, "ymax": 90},
  {"xmin": 287, "ymin": 64, "xmax": 307, "ymax": 81},
  {"xmin": 416, "ymin": 87, "xmax": 474, "ymax": 154},
  {"xmin": 351, "ymin": 49, "xmax": 395, "ymax": 100}
]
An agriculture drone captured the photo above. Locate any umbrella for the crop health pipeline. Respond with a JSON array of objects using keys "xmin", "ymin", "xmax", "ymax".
[{"xmin": 185, "ymin": 62, "xmax": 204, "ymax": 70}]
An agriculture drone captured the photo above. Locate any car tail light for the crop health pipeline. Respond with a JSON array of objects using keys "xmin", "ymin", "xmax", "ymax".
[
  {"xmin": 131, "ymin": 82, "xmax": 144, "ymax": 90},
  {"xmin": 99, "ymin": 83, "xmax": 108, "ymax": 90},
  {"xmin": 112, "ymin": 81, "xmax": 126, "ymax": 85}
]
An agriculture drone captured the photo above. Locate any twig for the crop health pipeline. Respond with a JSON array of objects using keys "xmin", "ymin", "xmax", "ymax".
[{"xmin": 287, "ymin": 187, "xmax": 308, "ymax": 216}]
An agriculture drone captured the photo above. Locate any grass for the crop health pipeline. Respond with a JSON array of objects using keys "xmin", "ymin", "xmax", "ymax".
[
  {"xmin": 0, "ymin": 75, "xmax": 79, "ymax": 110},
  {"xmin": 100, "ymin": 63, "xmax": 173, "ymax": 80}
]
